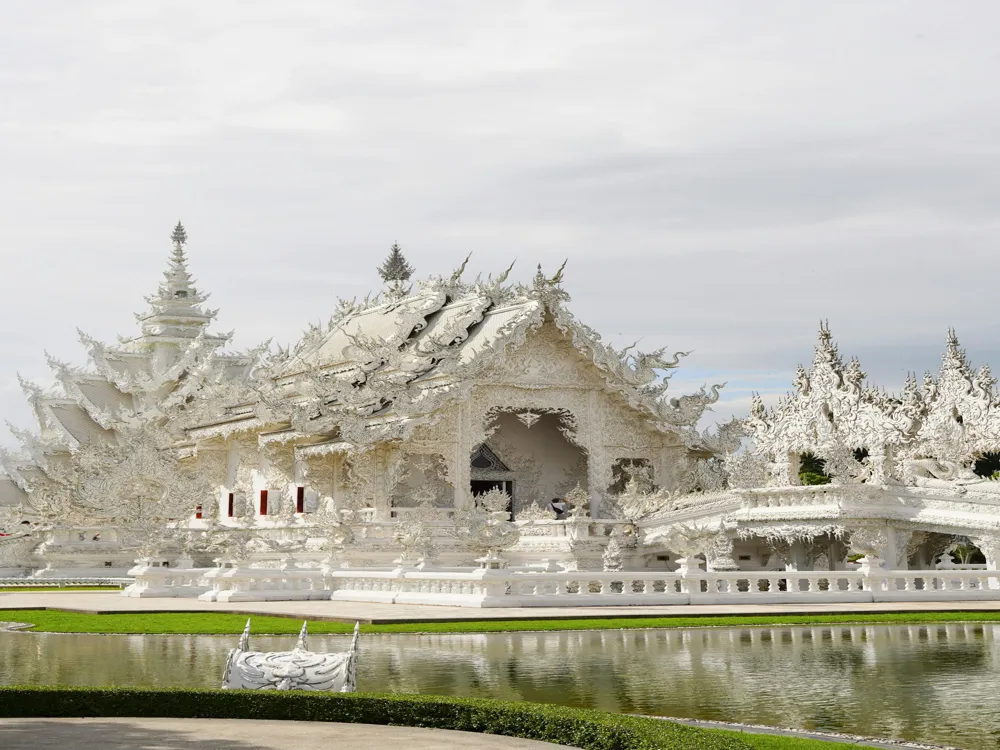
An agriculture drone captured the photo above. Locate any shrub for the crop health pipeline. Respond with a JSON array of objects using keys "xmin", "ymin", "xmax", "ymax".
[{"xmin": 0, "ymin": 687, "xmax": 750, "ymax": 750}]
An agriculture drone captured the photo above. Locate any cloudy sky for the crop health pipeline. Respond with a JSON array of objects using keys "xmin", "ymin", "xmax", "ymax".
[{"xmin": 2, "ymin": 1, "xmax": 999, "ymax": 442}]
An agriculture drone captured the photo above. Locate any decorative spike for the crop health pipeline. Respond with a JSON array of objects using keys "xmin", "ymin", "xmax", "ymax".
[
  {"xmin": 17, "ymin": 374, "xmax": 44, "ymax": 405},
  {"xmin": 237, "ymin": 619, "xmax": 251, "ymax": 651},
  {"xmin": 549, "ymin": 258, "xmax": 568, "ymax": 285},
  {"xmin": 295, "ymin": 621, "xmax": 309, "ymax": 651},
  {"xmin": 449, "ymin": 253, "xmax": 472, "ymax": 284},
  {"xmin": 349, "ymin": 621, "xmax": 361, "ymax": 653},
  {"xmin": 44, "ymin": 351, "xmax": 73, "ymax": 379},
  {"xmin": 492, "ymin": 260, "xmax": 516, "ymax": 286}
]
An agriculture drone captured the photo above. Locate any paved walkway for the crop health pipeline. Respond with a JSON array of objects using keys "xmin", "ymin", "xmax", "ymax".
[
  {"xmin": 3, "ymin": 591, "xmax": 1000, "ymax": 623},
  {"xmin": 0, "ymin": 718, "xmax": 576, "ymax": 749}
]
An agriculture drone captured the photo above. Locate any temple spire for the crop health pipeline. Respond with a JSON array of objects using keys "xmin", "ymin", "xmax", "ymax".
[
  {"xmin": 153, "ymin": 221, "xmax": 205, "ymax": 306},
  {"xmin": 134, "ymin": 222, "xmax": 222, "ymax": 348}
]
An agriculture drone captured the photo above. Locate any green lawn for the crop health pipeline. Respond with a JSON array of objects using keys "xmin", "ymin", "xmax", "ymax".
[
  {"xmin": 1, "ymin": 607, "xmax": 999, "ymax": 634},
  {"xmin": 728, "ymin": 732, "xmax": 870, "ymax": 749}
]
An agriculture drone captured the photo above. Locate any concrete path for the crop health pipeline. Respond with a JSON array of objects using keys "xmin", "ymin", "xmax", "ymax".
[
  {"xmin": 0, "ymin": 718, "xmax": 576, "ymax": 749},
  {"xmin": 2, "ymin": 591, "xmax": 1000, "ymax": 623}
]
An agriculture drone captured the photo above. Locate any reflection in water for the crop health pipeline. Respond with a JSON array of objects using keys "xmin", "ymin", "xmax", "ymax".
[{"xmin": 1, "ymin": 624, "xmax": 998, "ymax": 750}]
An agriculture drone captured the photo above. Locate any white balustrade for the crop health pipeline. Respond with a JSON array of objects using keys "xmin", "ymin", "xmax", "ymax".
[
  {"xmin": 196, "ymin": 566, "xmax": 328, "ymax": 602},
  {"xmin": 120, "ymin": 561, "xmax": 1000, "ymax": 606}
]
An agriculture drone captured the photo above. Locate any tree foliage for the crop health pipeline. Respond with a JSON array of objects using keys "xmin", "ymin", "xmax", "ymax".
[
  {"xmin": 377, "ymin": 242, "xmax": 414, "ymax": 284},
  {"xmin": 798, "ymin": 452, "xmax": 831, "ymax": 486}
]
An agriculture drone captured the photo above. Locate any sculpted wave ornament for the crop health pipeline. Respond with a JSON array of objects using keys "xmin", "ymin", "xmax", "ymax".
[
  {"xmin": 222, "ymin": 620, "xmax": 361, "ymax": 692},
  {"xmin": 452, "ymin": 487, "xmax": 521, "ymax": 565}
]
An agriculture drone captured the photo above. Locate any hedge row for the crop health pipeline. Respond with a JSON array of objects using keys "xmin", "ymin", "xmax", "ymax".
[{"xmin": 0, "ymin": 687, "xmax": 750, "ymax": 750}]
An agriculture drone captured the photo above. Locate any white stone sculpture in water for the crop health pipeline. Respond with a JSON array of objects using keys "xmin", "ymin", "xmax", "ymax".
[{"xmin": 221, "ymin": 619, "xmax": 360, "ymax": 692}]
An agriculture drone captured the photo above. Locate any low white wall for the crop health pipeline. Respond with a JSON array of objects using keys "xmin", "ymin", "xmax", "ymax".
[{"xmin": 123, "ymin": 563, "xmax": 1000, "ymax": 606}]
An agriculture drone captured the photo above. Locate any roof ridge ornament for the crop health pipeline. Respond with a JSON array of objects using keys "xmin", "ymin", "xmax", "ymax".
[{"xmin": 526, "ymin": 260, "xmax": 570, "ymax": 308}]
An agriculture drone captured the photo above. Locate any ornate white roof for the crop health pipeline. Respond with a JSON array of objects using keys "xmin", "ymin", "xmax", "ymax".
[
  {"xmin": 744, "ymin": 323, "xmax": 1000, "ymax": 483},
  {"xmin": 189, "ymin": 262, "xmax": 724, "ymax": 448}
]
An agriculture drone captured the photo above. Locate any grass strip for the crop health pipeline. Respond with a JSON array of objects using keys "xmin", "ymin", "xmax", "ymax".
[
  {"xmin": 727, "ymin": 734, "xmax": 871, "ymax": 749},
  {"xmin": 1, "ymin": 608, "xmax": 1000, "ymax": 634}
]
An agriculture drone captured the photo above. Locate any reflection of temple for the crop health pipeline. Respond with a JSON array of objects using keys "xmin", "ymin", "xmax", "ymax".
[
  {"xmin": 2, "ymin": 225, "xmax": 1000, "ymax": 586},
  {"xmin": 2, "ymin": 625, "xmax": 995, "ymax": 749}
]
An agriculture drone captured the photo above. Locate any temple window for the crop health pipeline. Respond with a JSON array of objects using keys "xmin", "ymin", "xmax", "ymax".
[
  {"xmin": 973, "ymin": 452, "xmax": 1000, "ymax": 479},
  {"xmin": 174, "ymin": 290, "xmax": 188, "ymax": 298},
  {"xmin": 227, "ymin": 493, "xmax": 235, "ymax": 517},
  {"xmin": 296, "ymin": 486, "xmax": 306, "ymax": 513},
  {"xmin": 608, "ymin": 458, "xmax": 653, "ymax": 494},
  {"xmin": 259, "ymin": 490, "xmax": 269, "ymax": 516},
  {"xmin": 798, "ymin": 452, "xmax": 830, "ymax": 485},
  {"xmin": 195, "ymin": 505, "xmax": 203, "ymax": 519}
]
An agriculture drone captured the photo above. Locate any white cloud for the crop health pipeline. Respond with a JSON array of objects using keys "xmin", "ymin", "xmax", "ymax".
[{"xmin": 1, "ymin": 1, "xmax": 999, "ymax": 444}]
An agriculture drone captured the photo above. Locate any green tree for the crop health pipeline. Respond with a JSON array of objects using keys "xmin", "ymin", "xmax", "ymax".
[
  {"xmin": 377, "ymin": 243, "xmax": 414, "ymax": 286},
  {"xmin": 798, "ymin": 452, "xmax": 831, "ymax": 485}
]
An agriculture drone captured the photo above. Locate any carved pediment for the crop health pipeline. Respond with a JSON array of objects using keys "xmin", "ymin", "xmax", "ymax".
[
  {"xmin": 471, "ymin": 444, "xmax": 510, "ymax": 473},
  {"xmin": 491, "ymin": 323, "xmax": 604, "ymax": 389}
]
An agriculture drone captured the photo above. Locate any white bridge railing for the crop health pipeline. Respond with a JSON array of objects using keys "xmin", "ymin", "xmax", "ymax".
[
  {"xmin": 121, "ymin": 563, "xmax": 1000, "ymax": 606},
  {"xmin": 326, "ymin": 567, "xmax": 1000, "ymax": 607}
]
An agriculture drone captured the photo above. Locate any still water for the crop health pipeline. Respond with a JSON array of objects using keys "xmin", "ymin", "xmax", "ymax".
[{"xmin": 1, "ymin": 623, "xmax": 998, "ymax": 750}]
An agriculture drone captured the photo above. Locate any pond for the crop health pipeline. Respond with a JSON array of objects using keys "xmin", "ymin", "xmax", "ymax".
[{"xmin": 1, "ymin": 623, "xmax": 998, "ymax": 750}]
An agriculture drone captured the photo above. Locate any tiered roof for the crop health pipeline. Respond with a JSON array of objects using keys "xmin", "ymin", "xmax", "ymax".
[
  {"xmin": 189, "ymin": 262, "xmax": 724, "ymax": 448},
  {"xmin": 0, "ymin": 224, "xmax": 260, "ymax": 507}
]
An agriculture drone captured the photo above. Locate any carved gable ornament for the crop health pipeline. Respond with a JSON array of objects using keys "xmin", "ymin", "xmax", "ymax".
[{"xmin": 470, "ymin": 444, "xmax": 510, "ymax": 473}]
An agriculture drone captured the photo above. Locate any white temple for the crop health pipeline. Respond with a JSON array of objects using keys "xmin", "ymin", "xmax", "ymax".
[{"xmin": 2, "ymin": 225, "xmax": 1000, "ymax": 605}]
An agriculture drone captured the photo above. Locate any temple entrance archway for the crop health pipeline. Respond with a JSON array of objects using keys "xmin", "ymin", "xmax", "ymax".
[{"xmin": 473, "ymin": 409, "xmax": 588, "ymax": 519}]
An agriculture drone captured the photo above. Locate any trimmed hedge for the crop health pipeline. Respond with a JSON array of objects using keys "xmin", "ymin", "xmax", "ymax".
[{"xmin": 0, "ymin": 687, "xmax": 750, "ymax": 750}]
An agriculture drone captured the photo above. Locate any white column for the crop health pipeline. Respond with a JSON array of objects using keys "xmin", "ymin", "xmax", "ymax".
[{"xmin": 455, "ymin": 401, "xmax": 471, "ymax": 510}]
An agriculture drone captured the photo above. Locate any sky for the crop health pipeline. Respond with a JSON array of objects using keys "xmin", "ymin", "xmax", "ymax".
[{"xmin": 2, "ymin": 1, "xmax": 1000, "ymax": 443}]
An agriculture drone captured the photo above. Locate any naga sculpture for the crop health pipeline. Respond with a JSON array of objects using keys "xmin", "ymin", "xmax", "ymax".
[{"xmin": 222, "ymin": 619, "xmax": 361, "ymax": 692}]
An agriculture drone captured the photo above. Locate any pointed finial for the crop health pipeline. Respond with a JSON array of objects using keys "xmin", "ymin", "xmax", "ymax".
[
  {"xmin": 946, "ymin": 326, "xmax": 960, "ymax": 350},
  {"xmin": 171, "ymin": 221, "xmax": 187, "ymax": 247},
  {"xmin": 449, "ymin": 253, "xmax": 472, "ymax": 284},
  {"xmin": 495, "ymin": 259, "xmax": 516, "ymax": 285},
  {"xmin": 17, "ymin": 374, "xmax": 44, "ymax": 405},
  {"xmin": 550, "ymin": 259, "xmax": 568, "ymax": 285},
  {"xmin": 531, "ymin": 263, "xmax": 550, "ymax": 290},
  {"xmin": 349, "ymin": 621, "xmax": 361, "ymax": 653},
  {"xmin": 237, "ymin": 618, "xmax": 251, "ymax": 651},
  {"xmin": 294, "ymin": 621, "xmax": 309, "ymax": 651}
]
